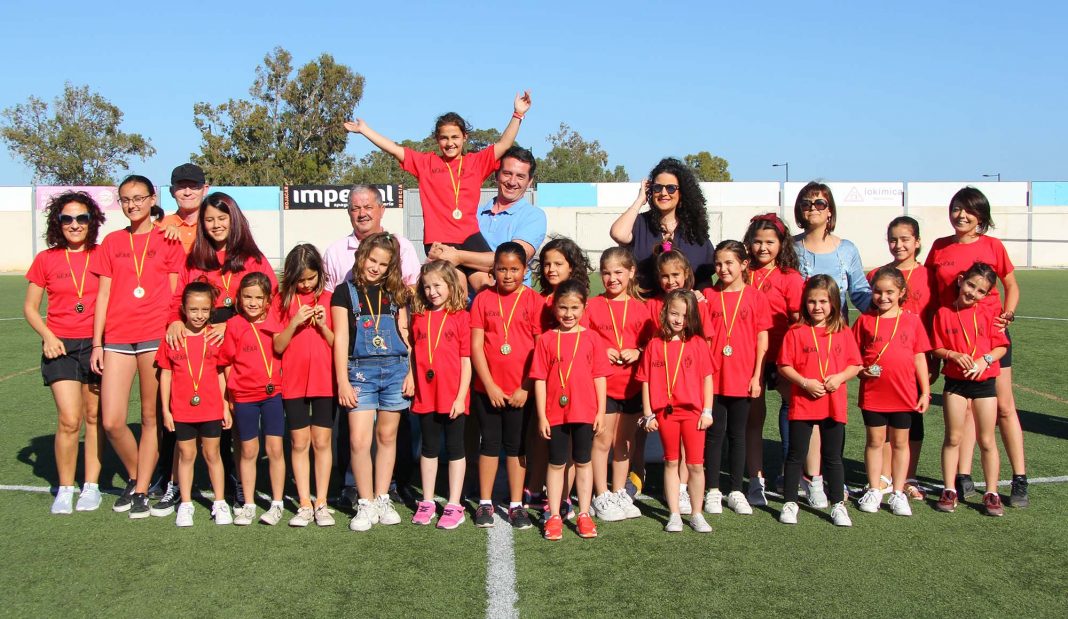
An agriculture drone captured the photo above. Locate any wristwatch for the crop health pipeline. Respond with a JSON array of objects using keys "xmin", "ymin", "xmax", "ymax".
[{"xmin": 982, "ymin": 353, "xmax": 994, "ymax": 365}]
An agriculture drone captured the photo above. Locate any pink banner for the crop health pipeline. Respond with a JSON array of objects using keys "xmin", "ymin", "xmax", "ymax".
[{"xmin": 35, "ymin": 186, "xmax": 124, "ymax": 211}]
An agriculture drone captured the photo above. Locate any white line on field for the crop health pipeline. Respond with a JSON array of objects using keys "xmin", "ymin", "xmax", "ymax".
[
  {"xmin": 485, "ymin": 512, "xmax": 518, "ymax": 619},
  {"xmin": 0, "ymin": 317, "xmax": 25, "ymax": 322},
  {"xmin": 1016, "ymin": 315, "xmax": 1068, "ymax": 322}
]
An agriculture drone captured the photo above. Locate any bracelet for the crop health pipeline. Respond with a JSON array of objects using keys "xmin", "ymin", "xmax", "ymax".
[
  {"xmin": 701, "ymin": 408, "xmax": 714, "ymax": 417},
  {"xmin": 92, "ymin": 345, "xmax": 103, "ymax": 349},
  {"xmin": 512, "ymin": 112, "xmax": 524, "ymax": 120}
]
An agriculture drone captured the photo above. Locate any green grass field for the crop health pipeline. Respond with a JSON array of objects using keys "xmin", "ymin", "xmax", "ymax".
[{"xmin": 2, "ymin": 272, "xmax": 1067, "ymax": 617}]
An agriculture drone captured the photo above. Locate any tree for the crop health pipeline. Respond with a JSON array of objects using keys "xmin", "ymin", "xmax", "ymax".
[
  {"xmin": 536, "ymin": 123, "xmax": 628, "ymax": 183},
  {"xmin": 192, "ymin": 47, "xmax": 364, "ymax": 185},
  {"xmin": 0, "ymin": 82, "xmax": 155, "ymax": 184},
  {"xmin": 684, "ymin": 151, "xmax": 732, "ymax": 182}
]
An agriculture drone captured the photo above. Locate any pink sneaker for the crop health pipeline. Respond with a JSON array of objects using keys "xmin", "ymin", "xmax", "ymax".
[
  {"xmin": 412, "ymin": 500, "xmax": 436, "ymax": 525},
  {"xmin": 437, "ymin": 503, "xmax": 466, "ymax": 530}
]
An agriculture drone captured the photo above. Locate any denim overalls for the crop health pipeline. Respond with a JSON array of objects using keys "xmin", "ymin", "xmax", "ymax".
[{"xmin": 345, "ymin": 281, "xmax": 409, "ymax": 412}]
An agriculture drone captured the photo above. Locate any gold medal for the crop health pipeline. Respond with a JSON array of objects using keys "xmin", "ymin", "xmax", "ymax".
[
  {"xmin": 722, "ymin": 344, "xmax": 734, "ymax": 357},
  {"xmin": 190, "ymin": 394, "xmax": 201, "ymax": 406},
  {"xmin": 224, "ymin": 297, "xmax": 233, "ymax": 307},
  {"xmin": 868, "ymin": 364, "xmax": 883, "ymax": 377},
  {"xmin": 500, "ymin": 343, "xmax": 512, "ymax": 355},
  {"xmin": 719, "ymin": 287, "xmax": 745, "ymax": 361},
  {"xmin": 865, "ymin": 312, "xmax": 901, "ymax": 380},
  {"xmin": 133, "ymin": 286, "xmax": 146, "ymax": 298},
  {"xmin": 251, "ymin": 321, "xmax": 276, "ymax": 395},
  {"xmin": 496, "ymin": 287, "xmax": 525, "ymax": 358},
  {"xmin": 555, "ymin": 330, "xmax": 582, "ymax": 410},
  {"xmin": 372, "ymin": 335, "xmax": 385, "ymax": 349},
  {"xmin": 424, "ymin": 310, "xmax": 449, "ymax": 384},
  {"xmin": 65, "ymin": 249, "xmax": 91, "ymax": 315},
  {"xmin": 452, "ymin": 209, "xmax": 463, "ymax": 220},
  {"xmin": 559, "ymin": 395, "xmax": 569, "ymax": 407},
  {"xmin": 445, "ymin": 155, "xmax": 464, "ymax": 221},
  {"xmin": 183, "ymin": 334, "xmax": 207, "ymax": 409},
  {"xmin": 75, "ymin": 302, "xmax": 85, "ymax": 313}
]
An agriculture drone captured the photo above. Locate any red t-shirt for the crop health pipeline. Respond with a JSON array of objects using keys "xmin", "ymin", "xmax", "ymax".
[
  {"xmin": 866, "ymin": 264, "xmax": 935, "ymax": 327},
  {"xmin": 852, "ymin": 312, "xmax": 931, "ymax": 412},
  {"xmin": 411, "ymin": 309, "xmax": 471, "ymax": 414},
  {"xmin": 700, "ymin": 285, "xmax": 773, "ymax": 396},
  {"xmin": 636, "ymin": 336, "xmax": 715, "ymax": 415},
  {"xmin": 750, "ymin": 266, "xmax": 804, "ymax": 362},
  {"xmin": 170, "ymin": 251, "xmax": 278, "ymax": 322},
  {"xmin": 271, "ymin": 292, "xmax": 334, "ymax": 399},
  {"xmin": 25, "ymin": 247, "xmax": 102, "ymax": 339},
  {"xmin": 400, "ymin": 146, "xmax": 499, "ymax": 244},
  {"xmin": 470, "ymin": 286, "xmax": 542, "ymax": 395},
  {"xmin": 584, "ymin": 296, "xmax": 654, "ymax": 399},
  {"xmin": 218, "ymin": 315, "xmax": 285, "ymax": 403},
  {"xmin": 931, "ymin": 303, "xmax": 1009, "ymax": 382},
  {"xmin": 155, "ymin": 333, "xmax": 225, "ymax": 423},
  {"xmin": 778, "ymin": 324, "xmax": 863, "ymax": 423},
  {"xmin": 91, "ymin": 228, "xmax": 184, "ymax": 344},
  {"xmin": 529, "ymin": 329, "xmax": 612, "ymax": 425},
  {"xmin": 925, "ymin": 235, "xmax": 1013, "ymax": 314}
]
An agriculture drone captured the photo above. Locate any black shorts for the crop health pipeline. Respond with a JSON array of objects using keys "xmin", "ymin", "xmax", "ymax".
[
  {"xmin": 605, "ymin": 394, "xmax": 641, "ymax": 414},
  {"xmin": 175, "ymin": 420, "xmax": 223, "ymax": 441},
  {"xmin": 283, "ymin": 396, "xmax": 336, "ymax": 430},
  {"xmin": 861, "ymin": 410, "xmax": 913, "ymax": 430},
  {"xmin": 41, "ymin": 338, "xmax": 100, "ymax": 386},
  {"xmin": 909, "ymin": 412, "xmax": 924, "ymax": 442},
  {"xmin": 943, "ymin": 377, "xmax": 997, "ymax": 400},
  {"xmin": 548, "ymin": 423, "xmax": 594, "ymax": 466},
  {"xmin": 1000, "ymin": 329, "xmax": 1012, "ymax": 369},
  {"xmin": 424, "ymin": 231, "xmax": 493, "ymax": 278}
]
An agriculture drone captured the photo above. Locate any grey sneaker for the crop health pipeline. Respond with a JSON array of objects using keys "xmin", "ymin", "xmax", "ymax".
[
  {"xmin": 779, "ymin": 501, "xmax": 799, "ymax": 524},
  {"xmin": 260, "ymin": 503, "xmax": 284, "ymax": 526},
  {"xmin": 857, "ymin": 488, "xmax": 883, "ymax": 513},
  {"xmin": 349, "ymin": 499, "xmax": 377, "ymax": 531},
  {"xmin": 592, "ymin": 492, "xmax": 625, "ymax": 522},
  {"xmin": 615, "ymin": 489, "xmax": 642, "ymax": 519},
  {"xmin": 75, "ymin": 483, "xmax": 102, "ymax": 512},
  {"xmin": 212, "ymin": 501, "xmax": 233, "ymax": 525},
  {"xmin": 831, "ymin": 501, "xmax": 852, "ymax": 527},
  {"xmin": 375, "ymin": 495, "xmax": 401, "ymax": 525},
  {"xmin": 314, "ymin": 504, "xmax": 336, "ymax": 527},
  {"xmin": 689, "ymin": 513, "xmax": 712, "ymax": 533},
  {"xmin": 175, "ymin": 502, "xmax": 195, "ymax": 527},
  {"xmin": 289, "ymin": 506, "xmax": 314, "ymax": 527},
  {"xmin": 51, "ymin": 486, "xmax": 75, "ymax": 514},
  {"xmin": 233, "ymin": 504, "xmax": 256, "ymax": 526},
  {"xmin": 806, "ymin": 475, "xmax": 829, "ymax": 509},
  {"xmin": 664, "ymin": 512, "xmax": 683, "ymax": 533},
  {"xmin": 678, "ymin": 487, "xmax": 692, "ymax": 515},
  {"xmin": 726, "ymin": 491, "xmax": 753, "ymax": 515},
  {"xmin": 888, "ymin": 491, "xmax": 912, "ymax": 517}
]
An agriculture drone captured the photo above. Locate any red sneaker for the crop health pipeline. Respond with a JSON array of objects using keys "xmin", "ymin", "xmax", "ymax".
[
  {"xmin": 543, "ymin": 514, "xmax": 563, "ymax": 541},
  {"xmin": 936, "ymin": 489, "xmax": 958, "ymax": 513},
  {"xmin": 576, "ymin": 512, "xmax": 598, "ymax": 538},
  {"xmin": 983, "ymin": 492, "xmax": 1004, "ymax": 517}
]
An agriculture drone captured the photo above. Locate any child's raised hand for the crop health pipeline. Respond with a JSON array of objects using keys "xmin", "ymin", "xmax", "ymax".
[
  {"xmin": 824, "ymin": 374, "xmax": 843, "ymax": 393},
  {"xmin": 692, "ymin": 289, "xmax": 706, "ymax": 303},
  {"xmin": 165, "ymin": 321, "xmax": 186, "ymax": 349},
  {"xmin": 206, "ymin": 322, "xmax": 226, "ymax": 346},
  {"xmin": 313, "ymin": 305, "xmax": 327, "ymax": 327},
  {"xmin": 514, "ymin": 90, "xmax": 532, "ymax": 115},
  {"xmin": 162, "ymin": 411, "xmax": 175, "ymax": 433},
  {"xmin": 292, "ymin": 304, "xmax": 315, "ymax": 327},
  {"xmin": 343, "ymin": 119, "xmax": 366, "ymax": 134},
  {"xmin": 804, "ymin": 379, "xmax": 827, "ymax": 398},
  {"xmin": 606, "ymin": 348, "xmax": 621, "ymax": 365},
  {"xmin": 618, "ymin": 348, "xmax": 640, "ymax": 365}
]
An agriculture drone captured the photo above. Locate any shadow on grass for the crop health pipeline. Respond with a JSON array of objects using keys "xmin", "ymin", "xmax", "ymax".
[
  {"xmin": 16, "ymin": 429, "xmax": 131, "ymax": 491},
  {"xmin": 1017, "ymin": 408, "xmax": 1068, "ymax": 441}
]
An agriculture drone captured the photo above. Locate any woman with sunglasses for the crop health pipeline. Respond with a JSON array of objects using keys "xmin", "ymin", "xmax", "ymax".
[
  {"xmin": 24, "ymin": 192, "xmax": 108, "ymax": 514},
  {"xmin": 610, "ymin": 158, "xmax": 715, "ymax": 293}
]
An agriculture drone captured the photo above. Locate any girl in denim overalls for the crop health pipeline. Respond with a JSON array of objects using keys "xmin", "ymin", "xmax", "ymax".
[{"xmin": 331, "ymin": 232, "xmax": 413, "ymax": 532}]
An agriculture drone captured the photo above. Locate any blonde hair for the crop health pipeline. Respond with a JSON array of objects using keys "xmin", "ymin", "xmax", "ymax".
[
  {"xmin": 600, "ymin": 246, "xmax": 644, "ymax": 300},
  {"xmin": 411, "ymin": 260, "xmax": 467, "ymax": 314},
  {"xmin": 352, "ymin": 231, "xmax": 411, "ymax": 305}
]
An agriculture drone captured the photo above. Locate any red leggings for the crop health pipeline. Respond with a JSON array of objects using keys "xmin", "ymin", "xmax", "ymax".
[{"xmin": 657, "ymin": 410, "xmax": 706, "ymax": 465}]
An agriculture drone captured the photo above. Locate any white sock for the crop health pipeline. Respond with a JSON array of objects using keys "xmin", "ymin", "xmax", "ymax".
[
  {"xmin": 271, "ymin": 500, "xmax": 283, "ymax": 508},
  {"xmin": 480, "ymin": 499, "xmax": 492, "ymax": 506},
  {"xmin": 180, "ymin": 501, "xmax": 193, "ymax": 508},
  {"xmin": 680, "ymin": 484, "xmax": 688, "ymax": 492},
  {"xmin": 509, "ymin": 501, "xmax": 522, "ymax": 509},
  {"xmin": 83, "ymin": 482, "xmax": 98, "ymax": 491}
]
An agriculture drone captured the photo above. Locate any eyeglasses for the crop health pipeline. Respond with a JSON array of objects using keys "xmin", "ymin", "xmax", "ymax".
[
  {"xmin": 58, "ymin": 214, "xmax": 91, "ymax": 226},
  {"xmin": 650, "ymin": 184, "xmax": 679, "ymax": 195},
  {"xmin": 800, "ymin": 199, "xmax": 830, "ymax": 212},
  {"xmin": 119, "ymin": 194, "xmax": 152, "ymax": 207}
]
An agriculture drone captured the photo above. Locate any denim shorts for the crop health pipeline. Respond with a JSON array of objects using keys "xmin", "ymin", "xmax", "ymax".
[{"xmin": 346, "ymin": 356, "xmax": 410, "ymax": 413}]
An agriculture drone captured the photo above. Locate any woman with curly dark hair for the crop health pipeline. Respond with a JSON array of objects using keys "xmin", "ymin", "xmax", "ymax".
[
  {"xmin": 610, "ymin": 157, "xmax": 715, "ymax": 292},
  {"xmin": 24, "ymin": 191, "xmax": 108, "ymax": 514}
]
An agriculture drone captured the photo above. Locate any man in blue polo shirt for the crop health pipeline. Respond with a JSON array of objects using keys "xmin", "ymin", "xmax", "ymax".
[{"xmin": 427, "ymin": 146, "xmax": 546, "ymax": 286}]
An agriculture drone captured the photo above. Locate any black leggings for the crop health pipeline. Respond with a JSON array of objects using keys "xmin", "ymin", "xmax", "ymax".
[
  {"xmin": 474, "ymin": 391, "xmax": 530, "ymax": 457},
  {"xmin": 704, "ymin": 395, "xmax": 749, "ymax": 493},
  {"xmin": 784, "ymin": 419, "xmax": 845, "ymax": 504},
  {"xmin": 419, "ymin": 413, "xmax": 466, "ymax": 461},
  {"xmin": 548, "ymin": 423, "xmax": 594, "ymax": 466}
]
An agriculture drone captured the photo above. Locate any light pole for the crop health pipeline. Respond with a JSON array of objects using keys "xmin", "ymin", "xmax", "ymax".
[
  {"xmin": 773, "ymin": 162, "xmax": 789, "ymax": 182},
  {"xmin": 982, "ymin": 173, "xmax": 1001, "ymax": 182}
]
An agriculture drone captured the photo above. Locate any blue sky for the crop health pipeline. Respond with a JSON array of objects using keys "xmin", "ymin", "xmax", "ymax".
[{"xmin": 1, "ymin": 0, "xmax": 1065, "ymax": 185}]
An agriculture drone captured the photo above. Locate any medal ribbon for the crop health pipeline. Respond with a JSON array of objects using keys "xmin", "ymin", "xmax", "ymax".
[
  {"xmin": 497, "ymin": 286, "xmax": 525, "ymax": 349},
  {"xmin": 868, "ymin": 312, "xmax": 902, "ymax": 366},
  {"xmin": 128, "ymin": 231, "xmax": 152, "ymax": 291},
  {"xmin": 363, "ymin": 288, "xmax": 383, "ymax": 338},
  {"xmin": 426, "ymin": 309, "xmax": 449, "ymax": 368},
  {"xmin": 754, "ymin": 265, "xmax": 776, "ymax": 291},
  {"xmin": 555, "ymin": 329, "xmax": 582, "ymax": 397},
  {"xmin": 250, "ymin": 321, "xmax": 274, "ymax": 384},
  {"xmin": 606, "ymin": 297, "xmax": 629, "ymax": 351},
  {"xmin": 810, "ymin": 327, "xmax": 833, "ymax": 381},
  {"xmin": 663, "ymin": 339, "xmax": 686, "ymax": 405},
  {"xmin": 445, "ymin": 155, "xmax": 464, "ymax": 210},
  {"xmin": 720, "ymin": 286, "xmax": 746, "ymax": 349},
  {"xmin": 955, "ymin": 303, "xmax": 979, "ymax": 356},
  {"xmin": 183, "ymin": 334, "xmax": 207, "ymax": 396},
  {"xmin": 219, "ymin": 272, "xmax": 233, "ymax": 302},
  {"xmin": 64, "ymin": 249, "xmax": 90, "ymax": 302}
]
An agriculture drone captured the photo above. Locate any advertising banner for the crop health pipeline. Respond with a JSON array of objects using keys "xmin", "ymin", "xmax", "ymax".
[{"xmin": 284, "ymin": 184, "xmax": 401, "ymax": 209}]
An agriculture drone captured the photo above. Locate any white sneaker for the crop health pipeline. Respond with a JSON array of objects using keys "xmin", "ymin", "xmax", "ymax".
[
  {"xmin": 689, "ymin": 513, "xmax": 712, "ymax": 533},
  {"xmin": 175, "ymin": 502, "xmax": 195, "ymax": 527},
  {"xmin": 806, "ymin": 475, "xmax": 829, "ymax": 509},
  {"xmin": 888, "ymin": 491, "xmax": 912, "ymax": 517},
  {"xmin": 664, "ymin": 512, "xmax": 683, "ymax": 532},
  {"xmin": 678, "ymin": 487, "xmax": 692, "ymax": 515},
  {"xmin": 779, "ymin": 501, "xmax": 799, "ymax": 524},
  {"xmin": 75, "ymin": 483, "xmax": 102, "ymax": 511},
  {"xmin": 289, "ymin": 506, "xmax": 314, "ymax": 527},
  {"xmin": 233, "ymin": 503, "xmax": 256, "ymax": 526},
  {"xmin": 350, "ymin": 499, "xmax": 376, "ymax": 531},
  {"xmin": 747, "ymin": 476, "xmax": 768, "ymax": 507},
  {"xmin": 727, "ymin": 491, "xmax": 753, "ymax": 515},
  {"xmin": 51, "ymin": 486, "xmax": 75, "ymax": 514},
  {"xmin": 615, "ymin": 489, "xmax": 642, "ymax": 519},
  {"xmin": 375, "ymin": 495, "xmax": 401, "ymax": 525},
  {"xmin": 212, "ymin": 501, "xmax": 233, "ymax": 525},
  {"xmin": 704, "ymin": 489, "xmax": 723, "ymax": 514},
  {"xmin": 314, "ymin": 504, "xmax": 336, "ymax": 527},
  {"xmin": 592, "ymin": 492, "xmax": 625, "ymax": 522},
  {"xmin": 260, "ymin": 503, "xmax": 284, "ymax": 526},
  {"xmin": 857, "ymin": 488, "xmax": 883, "ymax": 513},
  {"xmin": 830, "ymin": 501, "xmax": 852, "ymax": 527}
]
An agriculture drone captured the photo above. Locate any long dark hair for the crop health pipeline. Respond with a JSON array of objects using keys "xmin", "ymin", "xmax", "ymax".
[
  {"xmin": 43, "ymin": 191, "xmax": 106, "ymax": 249},
  {"xmin": 536, "ymin": 236, "xmax": 592, "ymax": 294},
  {"xmin": 744, "ymin": 213, "xmax": 799, "ymax": 272},
  {"xmin": 279, "ymin": 243, "xmax": 325, "ymax": 312},
  {"xmin": 187, "ymin": 192, "xmax": 265, "ymax": 273},
  {"xmin": 640, "ymin": 157, "xmax": 709, "ymax": 246}
]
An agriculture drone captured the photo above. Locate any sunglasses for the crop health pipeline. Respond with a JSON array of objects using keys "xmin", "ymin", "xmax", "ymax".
[
  {"xmin": 800, "ymin": 199, "xmax": 830, "ymax": 212},
  {"xmin": 650, "ymin": 184, "xmax": 679, "ymax": 195},
  {"xmin": 58, "ymin": 214, "xmax": 91, "ymax": 226}
]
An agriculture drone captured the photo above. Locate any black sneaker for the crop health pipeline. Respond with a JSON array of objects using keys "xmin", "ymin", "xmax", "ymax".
[
  {"xmin": 955, "ymin": 474, "xmax": 977, "ymax": 499},
  {"xmin": 509, "ymin": 506, "xmax": 533, "ymax": 530},
  {"xmin": 150, "ymin": 482, "xmax": 180, "ymax": 517},
  {"xmin": 338, "ymin": 486, "xmax": 358, "ymax": 511},
  {"xmin": 1009, "ymin": 475, "xmax": 1030, "ymax": 508},
  {"xmin": 474, "ymin": 504, "xmax": 495, "ymax": 528},
  {"xmin": 129, "ymin": 493, "xmax": 150, "ymax": 519},
  {"xmin": 112, "ymin": 479, "xmax": 137, "ymax": 512}
]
